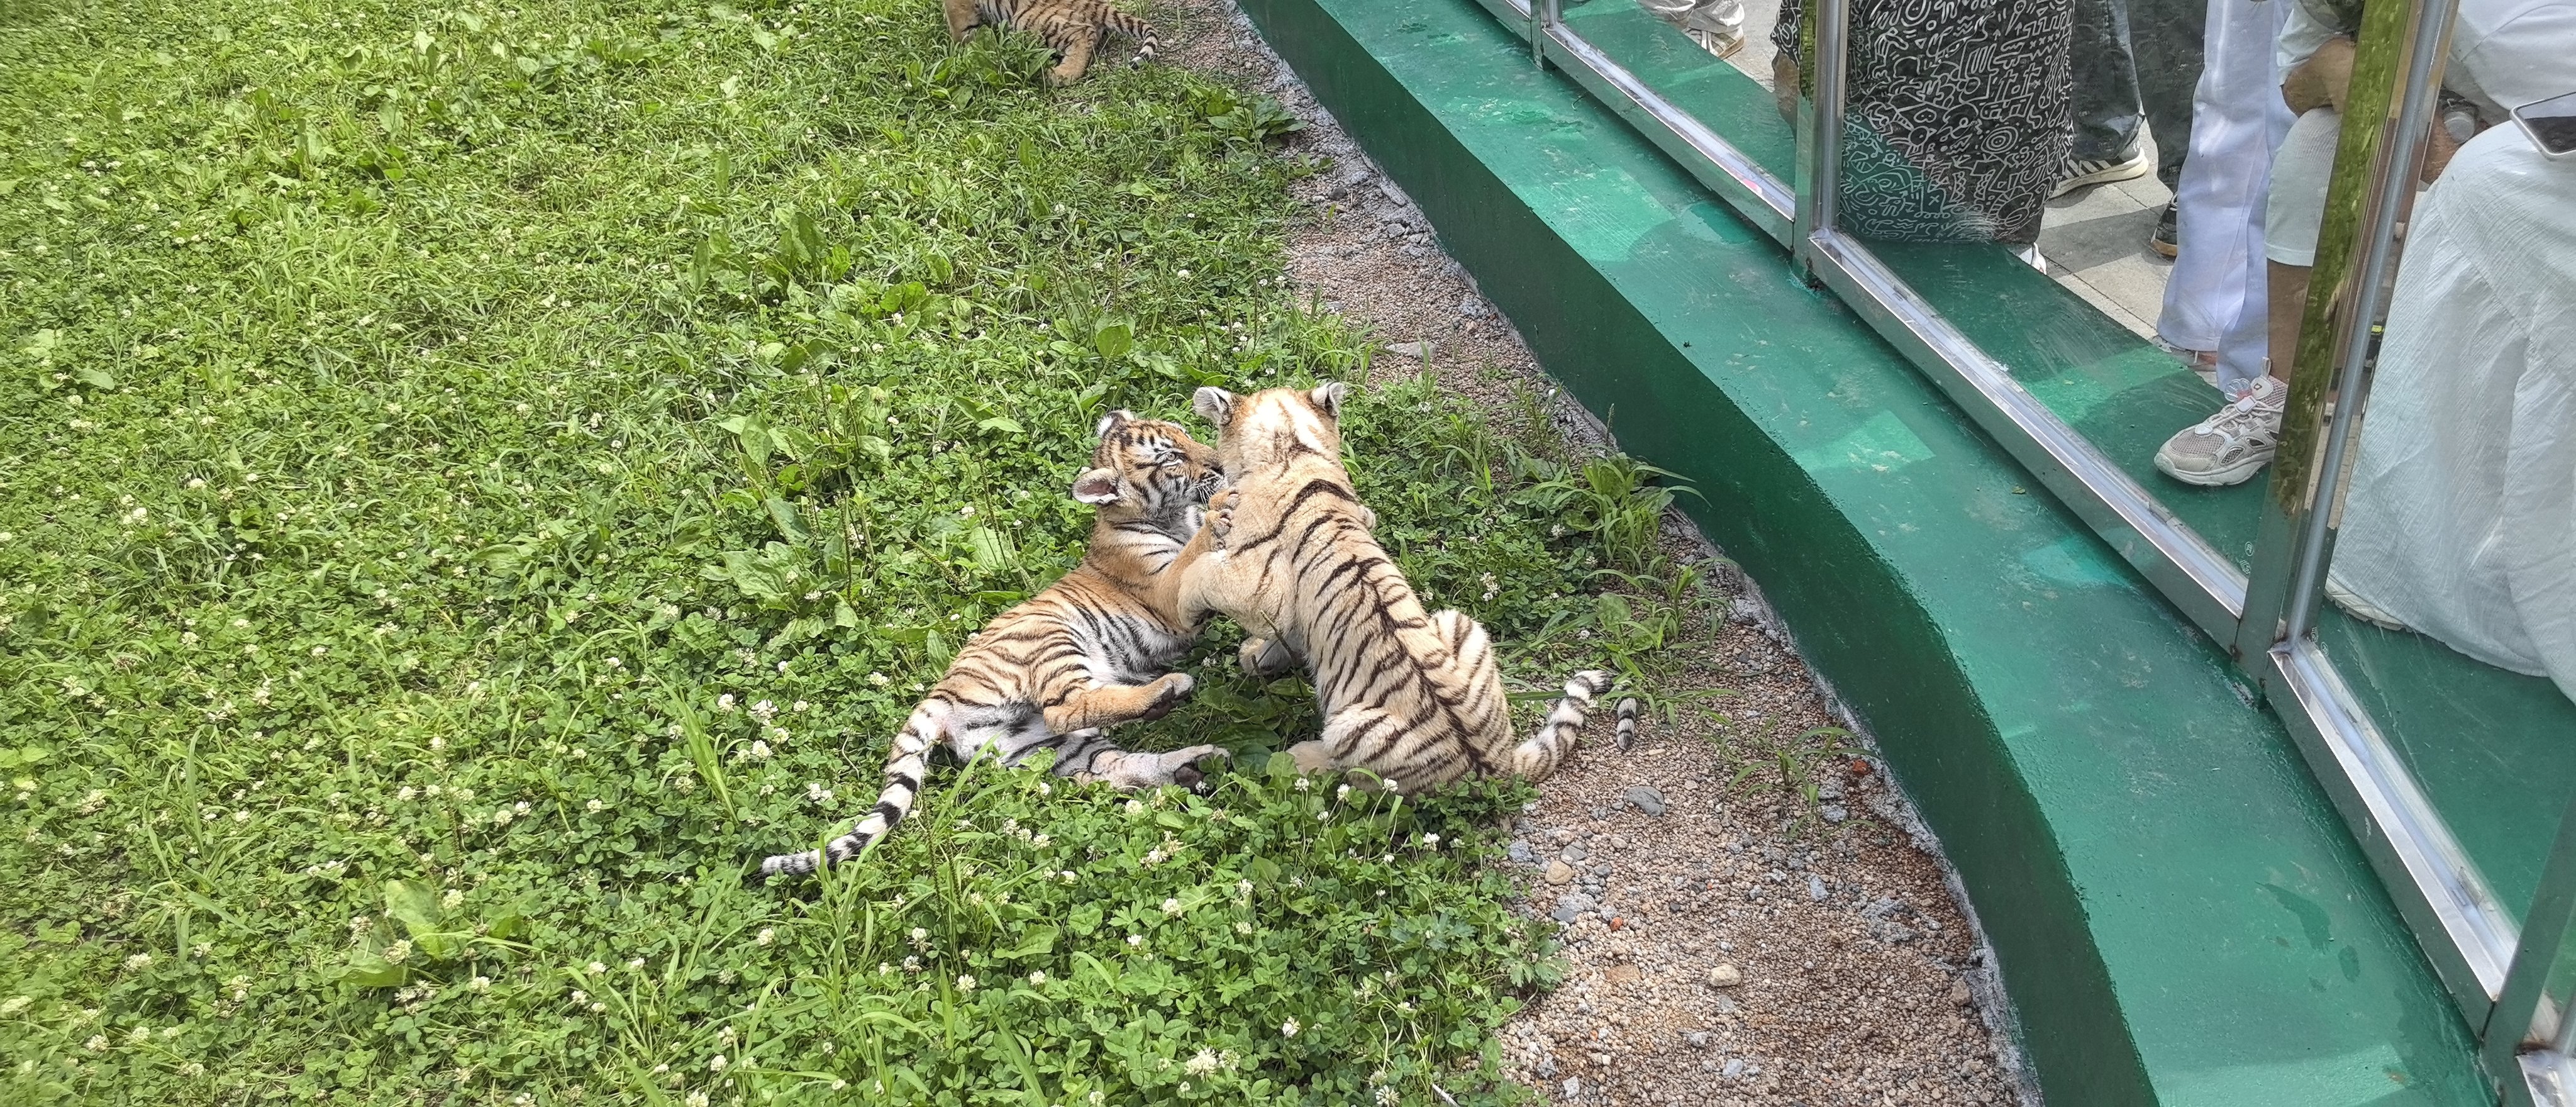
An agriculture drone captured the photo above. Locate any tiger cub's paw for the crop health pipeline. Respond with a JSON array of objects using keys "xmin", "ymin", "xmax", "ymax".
[
  {"xmin": 1205, "ymin": 489, "xmax": 1238, "ymax": 547},
  {"xmin": 1138, "ymin": 672, "xmax": 1196, "ymax": 721},
  {"xmin": 1164, "ymin": 745, "xmax": 1230, "ymax": 793},
  {"xmin": 1237, "ymin": 636, "xmax": 1296, "ymax": 679}
]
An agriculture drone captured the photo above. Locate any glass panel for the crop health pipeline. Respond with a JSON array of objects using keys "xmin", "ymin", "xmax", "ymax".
[
  {"xmin": 1780, "ymin": 0, "xmax": 2271, "ymax": 567},
  {"xmin": 2306, "ymin": 0, "xmax": 2576, "ymax": 927},
  {"xmin": 1555, "ymin": 0, "xmax": 1799, "ymax": 179}
]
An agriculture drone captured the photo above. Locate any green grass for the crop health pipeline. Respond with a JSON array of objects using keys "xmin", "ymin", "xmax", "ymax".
[{"xmin": 0, "ymin": 0, "xmax": 1702, "ymax": 1101}]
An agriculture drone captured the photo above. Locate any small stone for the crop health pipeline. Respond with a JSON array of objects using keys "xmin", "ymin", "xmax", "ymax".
[
  {"xmin": 1606, "ymin": 964, "xmax": 1640, "ymax": 984},
  {"xmin": 1382, "ymin": 340, "xmax": 1429, "ymax": 359},
  {"xmin": 1544, "ymin": 860, "xmax": 1577, "ymax": 884},
  {"xmin": 1807, "ymin": 875, "xmax": 1828, "ymax": 901},
  {"xmin": 1589, "ymin": 1052, "xmax": 1610, "ymax": 1066},
  {"xmin": 1561, "ymin": 842, "xmax": 1588, "ymax": 862},
  {"xmin": 1621, "ymin": 786, "xmax": 1668, "ymax": 816},
  {"xmin": 1550, "ymin": 892, "xmax": 1597, "ymax": 923},
  {"xmin": 1562, "ymin": 1077, "xmax": 1582, "ymax": 1098},
  {"xmin": 1507, "ymin": 839, "xmax": 1535, "ymax": 865},
  {"xmin": 1721, "ymin": 1059, "xmax": 1746, "ymax": 1079},
  {"xmin": 1685, "ymin": 1031, "xmax": 1711, "ymax": 1049},
  {"xmin": 1950, "ymin": 979, "xmax": 1973, "ymax": 1006},
  {"xmin": 1821, "ymin": 803, "xmax": 1849, "ymax": 823},
  {"xmin": 1706, "ymin": 964, "xmax": 1743, "ymax": 988}
]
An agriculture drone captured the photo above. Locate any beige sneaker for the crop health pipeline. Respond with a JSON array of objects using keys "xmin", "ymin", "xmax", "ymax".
[{"xmin": 2156, "ymin": 377, "xmax": 2285, "ymax": 487}]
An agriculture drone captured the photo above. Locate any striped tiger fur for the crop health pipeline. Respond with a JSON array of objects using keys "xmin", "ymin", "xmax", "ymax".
[
  {"xmin": 946, "ymin": 0, "xmax": 1160, "ymax": 86},
  {"xmin": 1163, "ymin": 384, "xmax": 1620, "ymax": 790},
  {"xmin": 760, "ymin": 412, "xmax": 1226, "ymax": 879}
]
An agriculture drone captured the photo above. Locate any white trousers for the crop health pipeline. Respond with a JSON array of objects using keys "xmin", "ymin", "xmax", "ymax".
[{"xmin": 2157, "ymin": 0, "xmax": 2292, "ymax": 390}]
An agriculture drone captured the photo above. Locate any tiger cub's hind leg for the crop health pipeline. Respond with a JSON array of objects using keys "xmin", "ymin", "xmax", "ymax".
[
  {"xmin": 1039, "ymin": 672, "xmax": 1196, "ymax": 733},
  {"xmin": 1045, "ymin": 26, "xmax": 1100, "ymax": 86},
  {"xmin": 943, "ymin": 0, "xmax": 985, "ymax": 41},
  {"xmin": 1076, "ymin": 743, "xmax": 1230, "ymax": 791}
]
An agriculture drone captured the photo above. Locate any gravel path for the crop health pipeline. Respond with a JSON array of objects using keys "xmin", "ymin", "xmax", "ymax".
[{"xmin": 1158, "ymin": 4, "xmax": 2041, "ymax": 1103}]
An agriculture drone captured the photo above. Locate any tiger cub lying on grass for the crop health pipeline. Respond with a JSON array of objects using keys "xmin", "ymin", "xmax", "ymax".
[
  {"xmin": 945, "ymin": 0, "xmax": 1160, "ymax": 87},
  {"xmin": 759, "ymin": 412, "xmax": 1226, "ymax": 879},
  {"xmin": 1172, "ymin": 384, "xmax": 1632, "ymax": 790}
]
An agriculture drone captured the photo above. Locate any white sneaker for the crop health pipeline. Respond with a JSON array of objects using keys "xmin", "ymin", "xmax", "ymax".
[
  {"xmin": 2155, "ymin": 377, "xmax": 2285, "ymax": 487},
  {"xmin": 2050, "ymin": 148, "xmax": 2153, "ymax": 198}
]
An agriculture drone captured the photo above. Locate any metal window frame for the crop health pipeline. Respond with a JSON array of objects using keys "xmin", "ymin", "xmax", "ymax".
[{"xmin": 1459, "ymin": 0, "xmax": 2565, "ymax": 1095}]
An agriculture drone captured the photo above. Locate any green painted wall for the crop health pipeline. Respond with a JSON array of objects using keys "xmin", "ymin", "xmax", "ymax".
[{"xmin": 1233, "ymin": 0, "xmax": 2494, "ymax": 1101}]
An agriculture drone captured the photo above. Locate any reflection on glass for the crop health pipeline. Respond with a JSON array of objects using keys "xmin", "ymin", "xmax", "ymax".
[
  {"xmin": 1775, "ymin": 0, "xmax": 2073, "ymax": 243},
  {"xmin": 1633, "ymin": 0, "xmax": 1745, "ymax": 58},
  {"xmin": 2302, "ymin": 1, "xmax": 2576, "ymax": 925}
]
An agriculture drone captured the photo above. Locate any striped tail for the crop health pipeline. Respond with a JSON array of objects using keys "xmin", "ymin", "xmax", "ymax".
[
  {"xmin": 1612, "ymin": 695, "xmax": 1639, "ymax": 751},
  {"xmin": 758, "ymin": 705, "xmax": 943, "ymax": 879},
  {"xmin": 1507, "ymin": 670, "xmax": 1616, "ymax": 779},
  {"xmin": 1101, "ymin": 9, "xmax": 1158, "ymax": 64}
]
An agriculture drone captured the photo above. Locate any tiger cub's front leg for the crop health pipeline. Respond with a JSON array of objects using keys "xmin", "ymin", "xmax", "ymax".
[
  {"xmin": 942, "ymin": 0, "xmax": 985, "ymax": 41},
  {"xmin": 1040, "ymin": 672, "xmax": 1196, "ymax": 733}
]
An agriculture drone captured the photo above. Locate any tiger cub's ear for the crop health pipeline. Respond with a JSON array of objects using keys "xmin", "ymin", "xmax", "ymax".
[
  {"xmin": 1307, "ymin": 381, "xmax": 1349, "ymax": 420},
  {"xmin": 1071, "ymin": 467, "xmax": 1126, "ymax": 505},
  {"xmin": 1094, "ymin": 409, "xmax": 1137, "ymax": 440},
  {"xmin": 1192, "ymin": 387, "xmax": 1237, "ymax": 428}
]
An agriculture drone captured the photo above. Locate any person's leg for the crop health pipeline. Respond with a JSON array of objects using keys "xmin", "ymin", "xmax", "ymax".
[
  {"xmin": 2125, "ymin": 0, "xmax": 2206, "ymax": 194},
  {"xmin": 2068, "ymin": 0, "xmax": 2145, "ymax": 164}
]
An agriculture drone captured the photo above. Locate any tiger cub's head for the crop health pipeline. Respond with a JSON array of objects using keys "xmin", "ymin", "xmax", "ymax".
[
  {"xmin": 1190, "ymin": 383, "xmax": 1349, "ymax": 479},
  {"xmin": 1072, "ymin": 411, "xmax": 1221, "ymax": 531}
]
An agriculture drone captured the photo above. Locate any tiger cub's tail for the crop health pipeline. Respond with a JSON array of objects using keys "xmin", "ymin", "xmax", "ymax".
[
  {"xmin": 1507, "ymin": 670, "xmax": 1621, "ymax": 779},
  {"xmin": 1099, "ymin": 6, "xmax": 1159, "ymax": 64},
  {"xmin": 759, "ymin": 703, "xmax": 945, "ymax": 879}
]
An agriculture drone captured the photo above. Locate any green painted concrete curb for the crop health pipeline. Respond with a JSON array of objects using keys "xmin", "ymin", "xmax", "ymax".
[{"xmin": 1230, "ymin": 0, "xmax": 2493, "ymax": 1102}]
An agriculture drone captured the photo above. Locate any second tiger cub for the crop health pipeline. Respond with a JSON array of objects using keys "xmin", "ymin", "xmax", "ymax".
[{"xmin": 946, "ymin": 0, "xmax": 1160, "ymax": 86}]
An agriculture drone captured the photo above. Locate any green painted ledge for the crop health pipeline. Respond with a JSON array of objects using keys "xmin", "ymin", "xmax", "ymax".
[{"xmin": 1230, "ymin": 0, "xmax": 2492, "ymax": 1102}]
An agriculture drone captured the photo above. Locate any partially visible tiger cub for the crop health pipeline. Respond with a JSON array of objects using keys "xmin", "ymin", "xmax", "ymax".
[
  {"xmin": 946, "ymin": 0, "xmax": 1160, "ymax": 87},
  {"xmin": 760, "ymin": 412, "xmax": 1226, "ymax": 879},
  {"xmin": 1163, "ymin": 384, "xmax": 1628, "ymax": 790}
]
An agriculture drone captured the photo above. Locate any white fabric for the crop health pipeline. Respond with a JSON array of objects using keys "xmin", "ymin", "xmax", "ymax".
[
  {"xmin": 2277, "ymin": 0, "xmax": 2341, "ymax": 70},
  {"xmin": 2332, "ymin": 125, "xmax": 2576, "ymax": 701},
  {"xmin": 2158, "ymin": 0, "xmax": 2293, "ymax": 388},
  {"xmin": 2264, "ymin": 106, "xmax": 2342, "ymax": 267},
  {"xmin": 2450, "ymin": 1, "xmax": 2576, "ymax": 119}
]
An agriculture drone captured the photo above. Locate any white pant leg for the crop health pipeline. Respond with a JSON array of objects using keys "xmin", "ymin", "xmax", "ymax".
[{"xmin": 2156, "ymin": 0, "xmax": 2292, "ymax": 390}]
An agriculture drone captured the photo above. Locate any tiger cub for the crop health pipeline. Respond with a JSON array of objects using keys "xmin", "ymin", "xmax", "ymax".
[
  {"xmin": 759, "ymin": 412, "xmax": 1226, "ymax": 879},
  {"xmin": 1163, "ymin": 384, "xmax": 1628, "ymax": 790},
  {"xmin": 945, "ymin": 0, "xmax": 1160, "ymax": 87}
]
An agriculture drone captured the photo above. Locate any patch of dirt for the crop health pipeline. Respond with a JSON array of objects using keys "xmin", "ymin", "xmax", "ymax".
[{"xmin": 1158, "ymin": 3, "xmax": 2042, "ymax": 1104}]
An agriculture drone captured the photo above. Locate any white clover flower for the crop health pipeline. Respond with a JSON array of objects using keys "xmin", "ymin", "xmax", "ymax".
[
  {"xmin": 748, "ymin": 740, "xmax": 772, "ymax": 760},
  {"xmin": 792, "ymin": 700, "xmax": 810, "ymax": 713},
  {"xmin": 708, "ymin": 1054, "xmax": 727, "ymax": 1072},
  {"xmin": 570, "ymin": 990, "xmax": 587, "ymax": 1004},
  {"xmin": 123, "ymin": 952, "xmax": 152, "ymax": 971},
  {"xmin": 1030, "ymin": 833, "xmax": 1051, "ymax": 848},
  {"xmin": 755, "ymin": 928, "xmax": 775, "ymax": 947},
  {"xmin": 627, "ymin": 957, "xmax": 645, "ymax": 969},
  {"xmin": 1126, "ymin": 934, "xmax": 1145, "ymax": 948},
  {"xmin": 382, "ymin": 940, "xmax": 411, "ymax": 964},
  {"xmin": 587, "ymin": 961, "xmax": 607, "ymax": 975},
  {"xmin": 469, "ymin": 976, "xmax": 492, "ymax": 991},
  {"xmin": 1336, "ymin": 784, "xmax": 1351, "ymax": 800},
  {"xmin": 902, "ymin": 955, "xmax": 921, "ymax": 972},
  {"xmin": 0, "ymin": 996, "xmax": 30, "ymax": 1016},
  {"xmin": 867, "ymin": 672, "xmax": 889, "ymax": 687},
  {"xmin": 750, "ymin": 699, "xmax": 775, "ymax": 720},
  {"xmin": 686, "ymin": 1093, "xmax": 709, "ymax": 1107},
  {"xmin": 586, "ymin": 799, "xmax": 604, "ymax": 813},
  {"xmin": 1295, "ymin": 777, "xmax": 1311, "ymax": 791},
  {"xmin": 442, "ymin": 889, "xmax": 465, "ymax": 910},
  {"xmin": 1235, "ymin": 921, "xmax": 1253, "ymax": 934},
  {"xmin": 492, "ymin": 806, "xmax": 513, "ymax": 826},
  {"xmin": 83, "ymin": 1034, "xmax": 107, "ymax": 1052},
  {"xmin": 1423, "ymin": 833, "xmax": 1441, "ymax": 847},
  {"xmin": 1281, "ymin": 1018, "xmax": 1301, "ymax": 1038},
  {"xmin": 716, "ymin": 694, "xmax": 736, "ymax": 711},
  {"xmin": 1028, "ymin": 971, "xmax": 1046, "ymax": 986},
  {"xmin": 1161, "ymin": 898, "xmax": 1184, "ymax": 916},
  {"xmin": 1124, "ymin": 799, "xmax": 1145, "ymax": 816},
  {"xmin": 955, "ymin": 974, "xmax": 976, "ymax": 993},
  {"xmin": 1185, "ymin": 1049, "xmax": 1221, "ymax": 1076}
]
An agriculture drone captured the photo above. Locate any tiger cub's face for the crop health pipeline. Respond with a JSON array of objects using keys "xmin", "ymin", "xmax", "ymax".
[
  {"xmin": 1190, "ymin": 383, "xmax": 1348, "ymax": 479},
  {"xmin": 1071, "ymin": 411, "xmax": 1221, "ymax": 528}
]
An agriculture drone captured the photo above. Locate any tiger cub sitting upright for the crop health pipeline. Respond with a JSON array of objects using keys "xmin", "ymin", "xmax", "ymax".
[
  {"xmin": 945, "ymin": 0, "xmax": 1160, "ymax": 86},
  {"xmin": 1164, "ymin": 384, "xmax": 1628, "ymax": 791},
  {"xmin": 759, "ymin": 411, "xmax": 1226, "ymax": 879}
]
